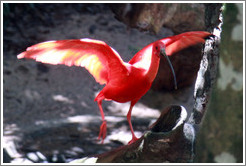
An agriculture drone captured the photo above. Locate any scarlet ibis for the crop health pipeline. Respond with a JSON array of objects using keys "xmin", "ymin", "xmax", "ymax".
[{"xmin": 17, "ymin": 31, "xmax": 211, "ymax": 144}]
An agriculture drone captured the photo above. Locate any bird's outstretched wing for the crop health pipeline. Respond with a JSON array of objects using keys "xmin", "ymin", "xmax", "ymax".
[
  {"xmin": 17, "ymin": 39, "xmax": 128, "ymax": 85},
  {"xmin": 161, "ymin": 31, "xmax": 211, "ymax": 56},
  {"xmin": 129, "ymin": 31, "xmax": 211, "ymax": 66}
]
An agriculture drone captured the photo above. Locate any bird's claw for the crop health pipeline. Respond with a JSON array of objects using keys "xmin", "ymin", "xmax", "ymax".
[
  {"xmin": 127, "ymin": 135, "xmax": 139, "ymax": 145},
  {"xmin": 98, "ymin": 120, "xmax": 107, "ymax": 144}
]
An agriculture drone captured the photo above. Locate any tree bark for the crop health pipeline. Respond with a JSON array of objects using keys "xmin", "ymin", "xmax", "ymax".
[{"xmin": 188, "ymin": 3, "xmax": 223, "ymax": 126}]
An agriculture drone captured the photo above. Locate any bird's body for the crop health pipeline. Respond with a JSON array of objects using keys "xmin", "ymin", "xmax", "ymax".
[
  {"xmin": 97, "ymin": 53, "xmax": 159, "ymax": 103},
  {"xmin": 17, "ymin": 31, "xmax": 211, "ymax": 144},
  {"xmin": 97, "ymin": 69, "xmax": 151, "ymax": 103}
]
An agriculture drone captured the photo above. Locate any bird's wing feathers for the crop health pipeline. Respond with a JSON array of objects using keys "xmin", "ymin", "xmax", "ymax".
[
  {"xmin": 128, "ymin": 44, "xmax": 152, "ymax": 68},
  {"xmin": 161, "ymin": 31, "xmax": 211, "ymax": 55},
  {"xmin": 17, "ymin": 39, "xmax": 128, "ymax": 85},
  {"xmin": 129, "ymin": 31, "xmax": 211, "ymax": 65}
]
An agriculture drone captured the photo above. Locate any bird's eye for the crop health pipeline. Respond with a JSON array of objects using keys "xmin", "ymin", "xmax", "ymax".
[{"xmin": 155, "ymin": 46, "xmax": 158, "ymax": 50}]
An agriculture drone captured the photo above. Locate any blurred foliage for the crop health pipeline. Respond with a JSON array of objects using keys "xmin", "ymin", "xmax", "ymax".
[
  {"xmin": 194, "ymin": 3, "xmax": 243, "ymax": 163},
  {"xmin": 220, "ymin": 3, "xmax": 243, "ymax": 70}
]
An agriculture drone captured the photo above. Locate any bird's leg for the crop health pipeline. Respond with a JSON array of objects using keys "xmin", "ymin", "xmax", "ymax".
[
  {"xmin": 127, "ymin": 100, "xmax": 139, "ymax": 144},
  {"xmin": 97, "ymin": 99, "xmax": 107, "ymax": 144}
]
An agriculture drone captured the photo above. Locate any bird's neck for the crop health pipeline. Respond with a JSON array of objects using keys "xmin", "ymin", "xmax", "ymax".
[{"xmin": 145, "ymin": 53, "xmax": 160, "ymax": 82}]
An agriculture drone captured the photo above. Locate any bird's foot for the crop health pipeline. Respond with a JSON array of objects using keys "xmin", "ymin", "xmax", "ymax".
[
  {"xmin": 127, "ymin": 135, "xmax": 139, "ymax": 145},
  {"xmin": 98, "ymin": 120, "xmax": 107, "ymax": 144}
]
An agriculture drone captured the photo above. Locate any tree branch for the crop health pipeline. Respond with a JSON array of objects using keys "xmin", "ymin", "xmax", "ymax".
[{"xmin": 71, "ymin": 106, "xmax": 196, "ymax": 163}]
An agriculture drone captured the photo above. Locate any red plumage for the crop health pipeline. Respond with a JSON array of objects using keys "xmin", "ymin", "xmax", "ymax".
[{"xmin": 17, "ymin": 31, "xmax": 211, "ymax": 144}]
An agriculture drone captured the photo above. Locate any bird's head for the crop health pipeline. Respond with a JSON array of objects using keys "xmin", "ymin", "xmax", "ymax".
[{"xmin": 153, "ymin": 41, "xmax": 177, "ymax": 90}]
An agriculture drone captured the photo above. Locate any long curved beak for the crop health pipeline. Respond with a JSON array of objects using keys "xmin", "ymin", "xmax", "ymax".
[{"xmin": 160, "ymin": 48, "xmax": 177, "ymax": 90}]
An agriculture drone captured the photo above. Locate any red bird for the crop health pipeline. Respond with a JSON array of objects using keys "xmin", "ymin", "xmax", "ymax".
[{"xmin": 17, "ymin": 31, "xmax": 211, "ymax": 144}]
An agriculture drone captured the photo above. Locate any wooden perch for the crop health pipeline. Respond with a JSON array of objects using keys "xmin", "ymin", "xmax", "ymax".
[{"xmin": 71, "ymin": 105, "xmax": 196, "ymax": 163}]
